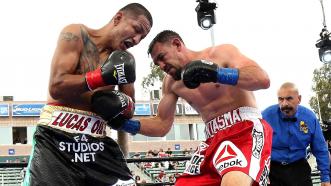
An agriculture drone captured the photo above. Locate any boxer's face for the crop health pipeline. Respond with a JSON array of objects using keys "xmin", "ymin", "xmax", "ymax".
[
  {"xmin": 112, "ymin": 13, "xmax": 151, "ymax": 50},
  {"xmin": 277, "ymin": 87, "xmax": 301, "ymax": 117},
  {"xmin": 151, "ymin": 42, "xmax": 182, "ymax": 80}
]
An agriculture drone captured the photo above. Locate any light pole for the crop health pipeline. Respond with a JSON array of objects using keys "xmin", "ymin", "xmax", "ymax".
[
  {"xmin": 210, "ymin": 26, "xmax": 215, "ymax": 46},
  {"xmin": 316, "ymin": 91, "xmax": 323, "ymax": 121}
]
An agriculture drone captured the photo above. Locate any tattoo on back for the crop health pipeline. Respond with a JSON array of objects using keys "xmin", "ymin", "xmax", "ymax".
[{"xmin": 60, "ymin": 32, "xmax": 79, "ymax": 41}]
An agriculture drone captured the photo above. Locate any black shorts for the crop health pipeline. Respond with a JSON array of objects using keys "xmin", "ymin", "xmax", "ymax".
[{"xmin": 23, "ymin": 125, "xmax": 134, "ymax": 186}]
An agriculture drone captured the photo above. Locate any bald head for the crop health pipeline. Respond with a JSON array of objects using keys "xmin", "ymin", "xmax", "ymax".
[
  {"xmin": 277, "ymin": 82, "xmax": 301, "ymax": 117},
  {"xmin": 278, "ymin": 82, "xmax": 299, "ymax": 95}
]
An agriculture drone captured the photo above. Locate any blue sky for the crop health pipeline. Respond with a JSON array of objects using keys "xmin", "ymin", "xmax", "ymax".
[{"xmin": 0, "ymin": 0, "xmax": 329, "ymax": 111}]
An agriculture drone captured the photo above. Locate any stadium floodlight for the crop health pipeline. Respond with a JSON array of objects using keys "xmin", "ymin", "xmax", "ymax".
[
  {"xmin": 316, "ymin": 0, "xmax": 331, "ymax": 64},
  {"xmin": 316, "ymin": 29, "xmax": 331, "ymax": 63},
  {"xmin": 195, "ymin": 0, "xmax": 217, "ymax": 30}
]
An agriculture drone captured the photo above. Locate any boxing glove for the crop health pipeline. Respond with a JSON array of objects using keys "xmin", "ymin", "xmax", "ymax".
[
  {"xmin": 108, "ymin": 116, "xmax": 141, "ymax": 135},
  {"xmin": 91, "ymin": 90, "xmax": 135, "ymax": 121},
  {"xmin": 85, "ymin": 50, "xmax": 136, "ymax": 90},
  {"xmin": 181, "ymin": 60, "xmax": 239, "ymax": 89}
]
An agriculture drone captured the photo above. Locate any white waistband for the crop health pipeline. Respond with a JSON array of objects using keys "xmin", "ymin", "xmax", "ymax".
[
  {"xmin": 38, "ymin": 105, "xmax": 107, "ymax": 137},
  {"xmin": 204, "ymin": 107, "xmax": 262, "ymax": 139}
]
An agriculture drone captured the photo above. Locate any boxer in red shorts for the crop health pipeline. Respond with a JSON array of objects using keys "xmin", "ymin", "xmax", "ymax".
[
  {"xmin": 176, "ymin": 107, "xmax": 272, "ymax": 186},
  {"xmin": 111, "ymin": 30, "xmax": 273, "ymax": 186}
]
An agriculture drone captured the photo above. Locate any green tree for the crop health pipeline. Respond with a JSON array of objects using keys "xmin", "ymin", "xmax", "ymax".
[
  {"xmin": 309, "ymin": 63, "xmax": 331, "ymax": 122},
  {"xmin": 141, "ymin": 62, "xmax": 165, "ymax": 89}
]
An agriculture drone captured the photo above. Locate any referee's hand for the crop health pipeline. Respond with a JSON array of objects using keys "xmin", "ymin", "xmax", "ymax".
[{"xmin": 321, "ymin": 182, "xmax": 331, "ymax": 186}]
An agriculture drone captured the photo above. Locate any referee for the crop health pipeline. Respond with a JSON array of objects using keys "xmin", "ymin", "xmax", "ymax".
[{"xmin": 262, "ymin": 82, "xmax": 330, "ymax": 186}]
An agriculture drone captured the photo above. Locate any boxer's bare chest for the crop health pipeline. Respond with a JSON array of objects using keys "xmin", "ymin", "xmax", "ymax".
[
  {"xmin": 173, "ymin": 81, "xmax": 227, "ymax": 107},
  {"xmin": 77, "ymin": 30, "xmax": 108, "ymax": 74}
]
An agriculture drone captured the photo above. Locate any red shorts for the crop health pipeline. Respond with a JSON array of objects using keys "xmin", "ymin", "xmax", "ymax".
[{"xmin": 175, "ymin": 107, "xmax": 273, "ymax": 186}]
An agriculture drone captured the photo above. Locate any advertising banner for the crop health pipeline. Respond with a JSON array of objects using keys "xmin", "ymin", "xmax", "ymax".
[
  {"xmin": 0, "ymin": 104, "xmax": 9, "ymax": 116},
  {"xmin": 134, "ymin": 103, "xmax": 151, "ymax": 116},
  {"xmin": 12, "ymin": 103, "xmax": 45, "ymax": 116}
]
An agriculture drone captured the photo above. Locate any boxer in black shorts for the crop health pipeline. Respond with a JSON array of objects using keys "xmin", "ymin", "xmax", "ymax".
[
  {"xmin": 23, "ymin": 3, "xmax": 152, "ymax": 186},
  {"xmin": 25, "ymin": 105, "xmax": 134, "ymax": 186}
]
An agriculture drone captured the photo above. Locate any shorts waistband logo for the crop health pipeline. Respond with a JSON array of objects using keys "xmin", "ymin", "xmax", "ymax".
[
  {"xmin": 50, "ymin": 111, "xmax": 106, "ymax": 136},
  {"xmin": 205, "ymin": 109, "xmax": 243, "ymax": 138}
]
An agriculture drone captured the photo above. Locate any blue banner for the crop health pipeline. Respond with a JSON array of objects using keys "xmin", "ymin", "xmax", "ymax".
[
  {"xmin": 134, "ymin": 103, "xmax": 151, "ymax": 116},
  {"xmin": 12, "ymin": 103, "xmax": 45, "ymax": 116},
  {"xmin": 8, "ymin": 149, "xmax": 15, "ymax": 155},
  {"xmin": 0, "ymin": 104, "xmax": 9, "ymax": 116}
]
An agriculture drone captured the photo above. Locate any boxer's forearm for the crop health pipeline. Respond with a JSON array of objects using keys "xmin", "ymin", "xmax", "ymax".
[
  {"xmin": 321, "ymin": 182, "xmax": 331, "ymax": 186},
  {"xmin": 139, "ymin": 116, "xmax": 174, "ymax": 137},
  {"xmin": 235, "ymin": 66, "xmax": 270, "ymax": 91},
  {"xmin": 49, "ymin": 74, "xmax": 89, "ymax": 100}
]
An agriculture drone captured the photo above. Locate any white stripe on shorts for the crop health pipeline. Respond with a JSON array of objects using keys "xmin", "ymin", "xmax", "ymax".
[{"xmin": 249, "ymin": 118, "xmax": 264, "ymax": 180}]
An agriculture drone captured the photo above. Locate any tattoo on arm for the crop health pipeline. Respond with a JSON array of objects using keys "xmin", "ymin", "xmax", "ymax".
[{"xmin": 60, "ymin": 32, "xmax": 79, "ymax": 41}]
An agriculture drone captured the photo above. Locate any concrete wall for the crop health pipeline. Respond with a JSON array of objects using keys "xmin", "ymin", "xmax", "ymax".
[{"xmin": 0, "ymin": 145, "xmax": 32, "ymax": 156}]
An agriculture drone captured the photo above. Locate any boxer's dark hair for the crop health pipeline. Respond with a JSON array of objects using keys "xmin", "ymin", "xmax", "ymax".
[
  {"xmin": 120, "ymin": 3, "xmax": 153, "ymax": 27},
  {"xmin": 148, "ymin": 30, "xmax": 184, "ymax": 55}
]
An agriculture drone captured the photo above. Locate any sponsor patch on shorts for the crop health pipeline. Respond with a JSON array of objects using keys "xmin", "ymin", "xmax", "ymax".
[
  {"xmin": 58, "ymin": 134, "xmax": 105, "ymax": 163},
  {"xmin": 183, "ymin": 142, "xmax": 209, "ymax": 175},
  {"xmin": 212, "ymin": 141, "xmax": 247, "ymax": 175},
  {"xmin": 252, "ymin": 128, "xmax": 264, "ymax": 159}
]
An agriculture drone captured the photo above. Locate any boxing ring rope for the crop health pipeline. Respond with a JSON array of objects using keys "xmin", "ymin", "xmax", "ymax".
[
  {"xmin": 136, "ymin": 182, "xmax": 174, "ymax": 186},
  {"xmin": 0, "ymin": 162, "xmax": 27, "ymax": 168},
  {"xmin": 0, "ymin": 156, "xmax": 192, "ymax": 168},
  {"xmin": 0, "ymin": 156, "xmax": 192, "ymax": 186},
  {"xmin": 126, "ymin": 156, "xmax": 191, "ymax": 163},
  {"xmin": 0, "ymin": 156, "xmax": 322, "ymax": 185}
]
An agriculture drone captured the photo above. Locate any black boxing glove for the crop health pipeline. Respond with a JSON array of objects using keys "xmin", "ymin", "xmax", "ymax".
[
  {"xmin": 181, "ymin": 60, "xmax": 239, "ymax": 89},
  {"xmin": 85, "ymin": 50, "xmax": 136, "ymax": 90},
  {"xmin": 91, "ymin": 90, "xmax": 135, "ymax": 121}
]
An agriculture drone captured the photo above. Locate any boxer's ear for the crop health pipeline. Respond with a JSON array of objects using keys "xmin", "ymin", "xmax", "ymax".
[
  {"xmin": 172, "ymin": 38, "xmax": 182, "ymax": 51},
  {"xmin": 113, "ymin": 12, "xmax": 123, "ymax": 26}
]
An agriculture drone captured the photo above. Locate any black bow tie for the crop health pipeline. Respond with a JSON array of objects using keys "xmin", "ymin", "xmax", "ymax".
[{"xmin": 282, "ymin": 117, "xmax": 297, "ymax": 122}]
